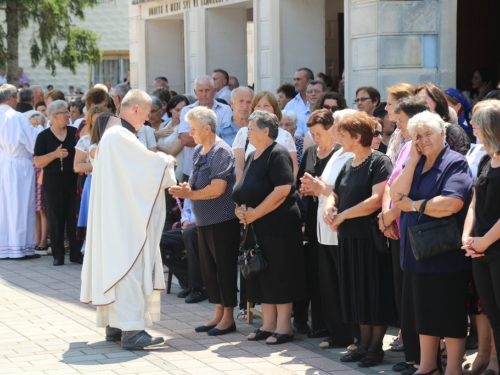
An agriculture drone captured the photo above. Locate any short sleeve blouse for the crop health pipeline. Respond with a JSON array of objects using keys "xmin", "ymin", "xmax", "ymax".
[
  {"xmin": 189, "ymin": 141, "xmax": 237, "ymax": 226},
  {"xmin": 232, "ymin": 127, "xmax": 297, "ymax": 159}
]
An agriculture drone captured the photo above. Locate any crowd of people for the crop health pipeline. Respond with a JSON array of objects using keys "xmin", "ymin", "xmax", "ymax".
[{"xmin": 1, "ymin": 66, "xmax": 500, "ymax": 373}]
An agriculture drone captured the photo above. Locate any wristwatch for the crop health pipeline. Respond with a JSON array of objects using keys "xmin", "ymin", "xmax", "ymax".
[{"xmin": 412, "ymin": 200, "xmax": 418, "ymax": 212}]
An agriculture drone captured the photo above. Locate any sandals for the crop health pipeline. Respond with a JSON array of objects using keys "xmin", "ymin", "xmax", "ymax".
[
  {"xmin": 248, "ymin": 329, "xmax": 273, "ymax": 341},
  {"xmin": 347, "ymin": 339, "xmax": 360, "ymax": 352},
  {"xmin": 391, "ymin": 337, "xmax": 405, "ymax": 351},
  {"xmin": 236, "ymin": 309, "xmax": 247, "ymax": 321},
  {"xmin": 266, "ymin": 332, "xmax": 294, "ymax": 345}
]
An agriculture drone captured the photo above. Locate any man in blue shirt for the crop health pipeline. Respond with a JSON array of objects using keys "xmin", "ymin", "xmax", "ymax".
[{"xmin": 217, "ymin": 87, "xmax": 253, "ymax": 146}]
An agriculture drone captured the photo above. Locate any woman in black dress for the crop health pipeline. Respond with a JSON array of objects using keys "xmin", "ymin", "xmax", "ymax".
[
  {"xmin": 233, "ymin": 110, "xmax": 307, "ymax": 345},
  {"xmin": 296, "ymin": 109, "xmax": 339, "ymax": 338},
  {"xmin": 34, "ymin": 100, "xmax": 82, "ymax": 266},
  {"xmin": 323, "ymin": 111, "xmax": 396, "ymax": 366}
]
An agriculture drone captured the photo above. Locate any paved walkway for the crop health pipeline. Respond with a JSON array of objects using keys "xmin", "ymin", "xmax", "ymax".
[{"xmin": 0, "ymin": 254, "xmax": 411, "ymax": 375}]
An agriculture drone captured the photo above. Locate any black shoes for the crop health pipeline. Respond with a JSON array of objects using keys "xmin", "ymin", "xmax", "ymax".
[
  {"xmin": 340, "ymin": 347, "xmax": 367, "ymax": 362},
  {"xmin": 105, "ymin": 326, "xmax": 122, "ymax": 341},
  {"xmin": 185, "ymin": 288, "xmax": 207, "ymax": 304},
  {"xmin": 70, "ymin": 256, "xmax": 83, "ymax": 264},
  {"xmin": 194, "ymin": 324, "xmax": 216, "ymax": 333},
  {"xmin": 402, "ymin": 365, "xmax": 419, "ymax": 375},
  {"xmin": 393, "ymin": 362, "xmax": 416, "ymax": 372},
  {"xmin": 207, "ymin": 323, "xmax": 236, "ymax": 336},
  {"xmin": 121, "ymin": 330, "xmax": 164, "ymax": 350},
  {"xmin": 357, "ymin": 348, "xmax": 385, "ymax": 367},
  {"xmin": 292, "ymin": 319, "xmax": 310, "ymax": 334},
  {"xmin": 177, "ymin": 288, "xmax": 191, "ymax": 298},
  {"xmin": 53, "ymin": 258, "xmax": 64, "ymax": 266}
]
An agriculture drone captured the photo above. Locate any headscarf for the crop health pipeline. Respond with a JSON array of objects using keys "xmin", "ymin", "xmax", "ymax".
[{"xmin": 444, "ymin": 88, "xmax": 473, "ymax": 127}]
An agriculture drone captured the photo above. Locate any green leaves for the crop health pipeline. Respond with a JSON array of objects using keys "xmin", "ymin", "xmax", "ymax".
[{"xmin": 0, "ymin": 0, "xmax": 103, "ymax": 76}]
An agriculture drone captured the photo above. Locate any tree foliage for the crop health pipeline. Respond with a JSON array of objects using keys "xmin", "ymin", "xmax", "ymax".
[{"xmin": 0, "ymin": 0, "xmax": 103, "ymax": 84}]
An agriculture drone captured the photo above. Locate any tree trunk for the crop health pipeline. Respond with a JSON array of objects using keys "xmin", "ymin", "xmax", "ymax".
[{"xmin": 6, "ymin": 2, "xmax": 19, "ymax": 87}]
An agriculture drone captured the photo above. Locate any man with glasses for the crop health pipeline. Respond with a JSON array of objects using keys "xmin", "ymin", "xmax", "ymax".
[
  {"xmin": 354, "ymin": 86, "xmax": 380, "ymax": 116},
  {"xmin": 284, "ymin": 67, "xmax": 314, "ymax": 136},
  {"xmin": 0, "ymin": 84, "xmax": 43, "ymax": 259},
  {"xmin": 297, "ymin": 80, "xmax": 327, "ymax": 136}
]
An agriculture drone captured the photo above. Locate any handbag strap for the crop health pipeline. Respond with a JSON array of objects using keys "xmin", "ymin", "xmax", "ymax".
[
  {"xmin": 250, "ymin": 223, "xmax": 259, "ymax": 246},
  {"xmin": 240, "ymin": 224, "xmax": 250, "ymax": 249},
  {"xmin": 416, "ymin": 199, "xmax": 429, "ymax": 223}
]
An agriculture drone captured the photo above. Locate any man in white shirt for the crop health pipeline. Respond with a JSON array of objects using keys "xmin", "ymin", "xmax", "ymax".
[
  {"xmin": 298, "ymin": 80, "xmax": 327, "ymax": 133},
  {"xmin": 284, "ymin": 67, "xmax": 314, "ymax": 136},
  {"xmin": 0, "ymin": 68, "xmax": 7, "ymax": 85},
  {"xmin": 212, "ymin": 69, "xmax": 232, "ymax": 104},
  {"xmin": 179, "ymin": 75, "xmax": 233, "ymax": 181}
]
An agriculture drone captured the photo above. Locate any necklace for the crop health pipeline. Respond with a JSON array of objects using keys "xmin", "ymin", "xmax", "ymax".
[{"xmin": 351, "ymin": 152, "xmax": 373, "ymax": 169}]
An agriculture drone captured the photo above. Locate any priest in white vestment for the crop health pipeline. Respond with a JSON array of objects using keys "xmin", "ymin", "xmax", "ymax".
[
  {"xmin": 80, "ymin": 90, "xmax": 177, "ymax": 350},
  {"xmin": 0, "ymin": 84, "xmax": 43, "ymax": 259}
]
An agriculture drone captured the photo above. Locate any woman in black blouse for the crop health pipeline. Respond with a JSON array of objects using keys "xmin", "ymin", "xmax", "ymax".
[
  {"xmin": 34, "ymin": 100, "xmax": 82, "ymax": 266},
  {"xmin": 463, "ymin": 102, "xmax": 500, "ymax": 373},
  {"xmin": 296, "ymin": 109, "xmax": 339, "ymax": 338},
  {"xmin": 323, "ymin": 111, "xmax": 395, "ymax": 367},
  {"xmin": 233, "ymin": 110, "xmax": 306, "ymax": 345}
]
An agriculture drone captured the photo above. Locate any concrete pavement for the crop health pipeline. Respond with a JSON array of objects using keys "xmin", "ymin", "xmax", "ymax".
[{"xmin": 0, "ymin": 254, "xmax": 409, "ymax": 375}]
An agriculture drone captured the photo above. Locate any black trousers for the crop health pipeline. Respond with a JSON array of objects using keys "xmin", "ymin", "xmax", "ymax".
[
  {"xmin": 473, "ymin": 254, "xmax": 500, "ymax": 370},
  {"xmin": 44, "ymin": 189, "xmax": 82, "ymax": 262},
  {"xmin": 318, "ymin": 243, "xmax": 353, "ymax": 345},
  {"xmin": 198, "ymin": 219, "xmax": 240, "ymax": 307},
  {"xmin": 293, "ymin": 240, "xmax": 326, "ymax": 331},
  {"xmin": 184, "ymin": 225, "xmax": 204, "ymax": 289},
  {"xmin": 160, "ymin": 226, "xmax": 204, "ymax": 290}
]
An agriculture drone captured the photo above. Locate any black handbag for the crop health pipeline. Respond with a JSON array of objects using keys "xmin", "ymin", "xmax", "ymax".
[
  {"xmin": 237, "ymin": 224, "xmax": 267, "ymax": 280},
  {"xmin": 370, "ymin": 215, "xmax": 391, "ymax": 254},
  {"xmin": 408, "ymin": 199, "xmax": 462, "ymax": 261}
]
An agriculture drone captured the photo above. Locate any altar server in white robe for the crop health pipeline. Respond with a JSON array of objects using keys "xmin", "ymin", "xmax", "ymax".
[
  {"xmin": 80, "ymin": 90, "xmax": 177, "ymax": 350},
  {"xmin": 0, "ymin": 84, "xmax": 43, "ymax": 259}
]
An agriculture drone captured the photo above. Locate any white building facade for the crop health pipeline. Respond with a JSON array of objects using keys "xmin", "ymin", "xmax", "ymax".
[
  {"xmin": 129, "ymin": 0, "xmax": 462, "ymax": 103},
  {"xmin": 5, "ymin": 0, "xmax": 130, "ymax": 93}
]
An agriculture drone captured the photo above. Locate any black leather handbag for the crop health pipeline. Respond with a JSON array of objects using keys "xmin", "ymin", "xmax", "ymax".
[
  {"xmin": 237, "ymin": 224, "xmax": 267, "ymax": 280},
  {"xmin": 408, "ymin": 199, "xmax": 462, "ymax": 261}
]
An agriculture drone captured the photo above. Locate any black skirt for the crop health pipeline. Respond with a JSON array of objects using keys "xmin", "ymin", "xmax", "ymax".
[
  {"xmin": 401, "ymin": 270, "xmax": 470, "ymax": 338},
  {"xmin": 338, "ymin": 238, "xmax": 396, "ymax": 325}
]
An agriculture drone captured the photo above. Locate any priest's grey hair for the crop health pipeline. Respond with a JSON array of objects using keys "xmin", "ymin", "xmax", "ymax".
[
  {"xmin": 0, "ymin": 84, "xmax": 18, "ymax": 103},
  {"xmin": 248, "ymin": 110, "xmax": 279, "ymax": 140},
  {"xmin": 121, "ymin": 89, "xmax": 152, "ymax": 109},
  {"xmin": 185, "ymin": 106, "xmax": 217, "ymax": 133},
  {"xmin": 47, "ymin": 100, "xmax": 68, "ymax": 118}
]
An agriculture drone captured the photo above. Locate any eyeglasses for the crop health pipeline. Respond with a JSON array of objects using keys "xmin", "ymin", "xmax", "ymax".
[
  {"xmin": 56, "ymin": 111, "xmax": 70, "ymax": 115},
  {"xmin": 354, "ymin": 97, "xmax": 371, "ymax": 104},
  {"xmin": 322, "ymin": 105, "xmax": 338, "ymax": 112},
  {"xmin": 150, "ymin": 108, "xmax": 161, "ymax": 115},
  {"xmin": 374, "ymin": 130, "xmax": 383, "ymax": 137},
  {"xmin": 306, "ymin": 89, "xmax": 323, "ymax": 94}
]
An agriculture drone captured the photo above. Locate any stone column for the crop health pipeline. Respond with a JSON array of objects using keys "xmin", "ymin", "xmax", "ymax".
[
  {"xmin": 344, "ymin": 0, "xmax": 457, "ymax": 104},
  {"xmin": 129, "ymin": 1, "xmax": 146, "ymax": 90},
  {"xmin": 184, "ymin": 7, "xmax": 247, "ymax": 93},
  {"xmin": 253, "ymin": 0, "xmax": 326, "ymax": 92}
]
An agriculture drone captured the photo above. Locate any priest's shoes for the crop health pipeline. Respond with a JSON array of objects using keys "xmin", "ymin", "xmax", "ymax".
[
  {"xmin": 121, "ymin": 330, "xmax": 164, "ymax": 350},
  {"xmin": 105, "ymin": 326, "xmax": 122, "ymax": 341},
  {"xmin": 53, "ymin": 258, "xmax": 64, "ymax": 266}
]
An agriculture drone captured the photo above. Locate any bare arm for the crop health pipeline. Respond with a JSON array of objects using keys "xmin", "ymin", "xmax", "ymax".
[
  {"xmin": 34, "ymin": 145, "xmax": 64, "ymax": 168},
  {"xmin": 73, "ymin": 149, "xmax": 92, "ymax": 173},
  {"xmin": 180, "ymin": 132, "xmax": 196, "ymax": 147},
  {"xmin": 240, "ymin": 185, "xmax": 291, "ymax": 225},
  {"xmin": 169, "ymin": 179, "xmax": 227, "ymax": 201},
  {"xmin": 462, "ymin": 192, "xmax": 476, "ymax": 242},
  {"xmin": 234, "ymin": 148, "xmax": 245, "ymax": 183},
  {"xmin": 157, "ymin": 138, "xmax": 183, "ymax": 157},
  {"xmin": 394, "ymin": 195, "xmax": 465, "ymax": 218}
]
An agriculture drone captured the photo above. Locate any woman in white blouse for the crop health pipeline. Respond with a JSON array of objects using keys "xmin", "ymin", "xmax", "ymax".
[
  {"xmin": 299, "ymin": 109, "xmax": 356, "ymax": 349},
  {"xmin": 232, "ymin": 91, "xmax": 298, "ymax": 181},
  {"xmin": 157, "ymin": 95, "xmax": 189, "ymax": 182}
]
